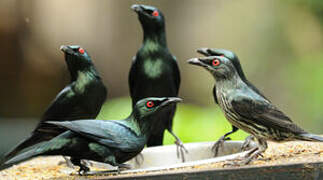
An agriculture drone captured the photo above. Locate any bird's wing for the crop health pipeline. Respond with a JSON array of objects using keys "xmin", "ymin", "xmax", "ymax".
[
  {"xmin": 41, "ymin": 84, "xmax": 88, "ymax": 121},
  {"xmin": 47, "ymin": 120, "xmax": 144, "ymax": 152},
  {"xmin": 230, "ymin": 94, "xmax": 305, "ymax": 134}
]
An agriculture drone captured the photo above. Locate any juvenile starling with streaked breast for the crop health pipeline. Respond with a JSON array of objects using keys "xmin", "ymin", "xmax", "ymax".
[{"xmin": 188, "ymin": 55, "xmax": 323, "ymax": 165}]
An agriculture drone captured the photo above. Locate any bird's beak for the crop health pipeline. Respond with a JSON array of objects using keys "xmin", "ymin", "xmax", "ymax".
[
  {"xmin": 160, "ymin": 97, "xmax": 182, "ymax": 107},
  {"xmin": 197, "ymin": 48, "xmax": 211, "ymax": 56},
  {"xmin": 60, "ymin": 45, "xmax": 74, "ymax": 54},
  {"xmin": 131, "ymin": 4, "xmax": 143, "ymax": 13},
  {"xmin": 187, "ymin": 58, "xmax": 207, "ymax": 67}
]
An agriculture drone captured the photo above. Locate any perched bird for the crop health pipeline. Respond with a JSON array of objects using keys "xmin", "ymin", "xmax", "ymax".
[
  {"xmin": 196, "ymin": 48, "xmax": 267, "ymax": 155},
  {"xmin": 2, "ymin": 45, "xmax": 107, "ymax": 164},
  {"xmin": 0, "ymin": 97, "xmax": 183, "ymax": 175},
  {"xmin": 129, "ymin": 4, "xmax": 186, "ymax": 161},
  {"xmin": 188, "ymin": 56, "xmax": 323, "ymax": 165}
]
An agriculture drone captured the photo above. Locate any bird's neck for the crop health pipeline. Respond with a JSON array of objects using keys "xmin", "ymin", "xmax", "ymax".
[
  {"xmin": 127, "ymin": 112, "xmax": 153, "ymax": 137},
  {"xmin": 72, "ymin": 66, "xmax": 100, "ymax": 82},
  {"xmin": 143, "ymin": 30, "xmax": 167, "ymax": 48},
  {"xmin": 215, "ymin": 72, "xmax": 244, "ymax": 91}
]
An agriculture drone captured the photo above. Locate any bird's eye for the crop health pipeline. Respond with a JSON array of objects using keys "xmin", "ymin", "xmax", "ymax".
[
  {"xmin": 212, "ymin": 59, "xmax": 220, "ymax": 66},
  {"xmin": 78, "ymin": 48, "xmax": 85, "ymax": 54},
  {"xmin": 152, "ymin": 10, "xmax": 159, "ymax": 17},
  {"xmin": 146, "ymin": 101, "xmax": 155, "ymax": 108}
]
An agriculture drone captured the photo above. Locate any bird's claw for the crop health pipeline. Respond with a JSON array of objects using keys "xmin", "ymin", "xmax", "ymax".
[
  {"xmin": 78, "ymin": 165, "xmax": 90, "ymax": 176},
  {"xmin": 175, "ymin": 139, "xmax": 188, "ymax": 162},
  {"xmin": 212, "ymin": 136, "xmax": 227, "ymax": 157}
]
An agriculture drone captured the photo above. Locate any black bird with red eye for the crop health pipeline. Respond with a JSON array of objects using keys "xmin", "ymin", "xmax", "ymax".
[
  {"xmin": 129, "ymin": 4, "xmax": 187, "ymax": 162},
  {"xmin": 1, "ymin": 45, "xmax": 107, "ymax": 166}
]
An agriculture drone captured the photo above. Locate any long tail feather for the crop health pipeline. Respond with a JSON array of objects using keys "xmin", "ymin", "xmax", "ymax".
[
  {"xmin": 0, "ymin": 147, "xmax": 40, "ymax": 171},
  {"xmin": 299, "ymin": 133, "xmax": 323, "ymax": 142}
]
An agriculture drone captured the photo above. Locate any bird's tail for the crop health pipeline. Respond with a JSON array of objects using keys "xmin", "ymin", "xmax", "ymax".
[
  {"xmin": 298, "ymin": 133, "xmax": 323, "ymax": 142},
  {"xmin": 0, "ymin": 146, "xmax": 41, "ymax": 171},
  {"xmin": 1, "ymin": 132, "xmax": 47, "ymax": 163}
]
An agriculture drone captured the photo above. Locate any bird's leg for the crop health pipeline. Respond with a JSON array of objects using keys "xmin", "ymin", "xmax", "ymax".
[
  {"xmin": 58, "ymin": 156, "xmax": 75, "ymax": 168},
  {"xmin": 241, "ymin": 135, "xmax": 255, "ymax": 151},
  {"xmin": 134, "ymin": 153, "xmax": 144, "ymax": 166},
  {"xmin": 70, "ymin": 158, "xmax": 90, "ymax": 176},
  {"xmin": 168, "ymin": 129, "xmax": 188, "ymax": 162},
  {"xmin": 212, "ymin": 126, "xmax": 238, "ymax": 157},
  {"xmin": 241, "ymin": 139, "xmax": 267, "ymax": 164}
]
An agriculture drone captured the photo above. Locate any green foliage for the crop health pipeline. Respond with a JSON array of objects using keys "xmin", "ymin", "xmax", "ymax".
[
  {"xmin": 284, "ymin": 52, "xmax": 323, "ymax": 128},
  {"xmin": 97, "ymin": 97, "xmax": 249, "ymax": 145}
]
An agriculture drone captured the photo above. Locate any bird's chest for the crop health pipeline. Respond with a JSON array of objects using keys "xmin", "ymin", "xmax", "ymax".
[{"xmin": 141, "ymin": 59, "xmax": 166, "ymax": 79}]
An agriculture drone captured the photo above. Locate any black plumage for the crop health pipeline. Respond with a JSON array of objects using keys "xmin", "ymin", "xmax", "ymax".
[
  {"xmin": 129, "ymin": 4, "xmax": 186, "ymax": 160},
  {"xmin": 188, "ymin": 55, "xmax": 323, "ymax": 165},
  {"xmin": 2, "ymin": 45, "xmax": 107, "ymax": 162},
  {"xmin": 0, "ymin": 97, "xmax": 182, "ymax": 175}
]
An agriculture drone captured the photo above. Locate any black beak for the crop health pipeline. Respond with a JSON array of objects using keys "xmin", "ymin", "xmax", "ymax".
[
  {"xmin": 131, "ymin": 4, "xmax": 143, "ymax": 13},
  {"xmin": 160, "ymin": 97, "xmax": 182, "ymax": 107},
  {"xmin": 60, "ymin": 45, "xmax": 74, "ymax": 54},
  {"xmin": 197, "ymin": 48, "xmax": 211, "ymax": 56}
]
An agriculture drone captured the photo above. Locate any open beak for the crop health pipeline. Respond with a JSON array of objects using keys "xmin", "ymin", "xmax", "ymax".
[{"xmin": 187, "ymin": 58, "xmax": 207, "ymax": 67}]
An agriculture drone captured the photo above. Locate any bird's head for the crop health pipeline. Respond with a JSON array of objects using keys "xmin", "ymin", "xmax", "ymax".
[
  {"xmin": 134, "ymin": 97, "xmax": 182, "ymax": 120},
  {"xmin": 187, "ymin": 56, "xmax": 239, "ymax": 80},
  {"xmin": 197, "ymin": 48, "xmax": 246, "ymax": 80},
  {"xmin": 60, "ymin": 45, "xmax": 94, "ymax": 79},
  {"xmin": 131, "ymin": 4, "xmax": 165, "ymax": 32}
]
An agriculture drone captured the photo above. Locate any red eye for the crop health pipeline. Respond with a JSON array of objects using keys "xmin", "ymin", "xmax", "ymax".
[
  {"xmin": 146, "ymin": 101, "xmax": 154, "ymax": 108},
  {"xmin": 152, "ymin": 10, "xmax": 159, "ymax": 17},
  {"xmin": 212, "ymin": 59, "xmax": 220, "ymax": 66},
  {"xmin": 78, "ymin": 48, "xmax": 85, "ymax": 54}
]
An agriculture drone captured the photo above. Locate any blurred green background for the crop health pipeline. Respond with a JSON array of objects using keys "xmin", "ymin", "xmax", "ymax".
[{"xmin": 0, "ymin": 0, "xmax": 323, "ymax": 155}]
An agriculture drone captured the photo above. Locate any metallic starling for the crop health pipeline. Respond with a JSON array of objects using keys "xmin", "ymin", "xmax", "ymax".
[
  {"xmin": 129, "ymin": 4, "xmax": 187, "ymax": 161},
  {"xmin": 2, "ymin": 45, "xmax": 107, "ymax": 164},
  {"xmin": 196, "ymin": 48, "xmax": 266, "ymax": 155},
  {"xmin": 188, "ymin": 56, "xmax": 323, "ymax": 165},
  {"xmin": 0, "ymin": 97, "xmax": 182, "ymax": 175}
]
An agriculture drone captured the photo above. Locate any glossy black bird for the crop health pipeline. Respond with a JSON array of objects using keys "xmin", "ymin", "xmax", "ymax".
[
  {"xmin": 129, "ymin": 4, "xmax": 186, "ymax": 161},
  {"xmin": 0, "ymin": 97, "xmax": 183, "ymax": 175},
  {"xmin": 188, "ymin": 56, "xmax": 323, "ymax": 165},
  {"xmin": 2, "ymin": 45, "xmax": 107, "ymax": 163},
  {"xmin": 197, "ymin": 48, "xmax": 266, "ymax": 155}
]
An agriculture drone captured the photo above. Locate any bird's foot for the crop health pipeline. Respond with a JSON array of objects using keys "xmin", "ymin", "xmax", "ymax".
[
  {"xmin": 241, "ymin": 135, "xmax": 255, "ymax": 151},
  {"xmin": 81, "ymin": 159, "xmax": 93, "ymax": 167},
  {"xmin": 83, "ymin": 169, "xmax": 119, "ymax": 176},
  {"xmin": 212, "ymin": 136, "xmax": 231, "ymax": 157},
  {"xmin": 78, "ymin": 165, "xmax": 90, "ymax": 176},
  {"xmin": 174, "ymin": 139, "xmax": 188, "ymax": 162},
  {"xmin": 134, "ymin": 153, "xmax": 144, "ymax": 166},
  {"xmin": 117, "ymin": 163, "xmax": 131, "ymax": 174}
]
